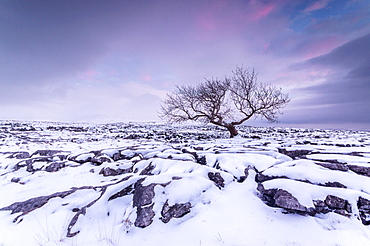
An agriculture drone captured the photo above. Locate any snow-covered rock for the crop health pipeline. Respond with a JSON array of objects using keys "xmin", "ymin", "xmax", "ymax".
[{"xmin": 0, "ymin": 121, "xmax": 370, "ymax": 245}]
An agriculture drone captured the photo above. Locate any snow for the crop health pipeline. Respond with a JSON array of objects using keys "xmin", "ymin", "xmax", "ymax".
[
  {"xmin": 0, "ymin": 121, "xmax": 370, "ymax": 245},
  {"xmin": 306, "ymin": 153, "xmax": 370, "ymax": 164},
  {"xmin": 262, "ymin": 159, "xmax": 370, "ymax": 194}
]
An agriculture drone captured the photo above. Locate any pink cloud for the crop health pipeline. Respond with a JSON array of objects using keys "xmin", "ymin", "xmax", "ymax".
[
  {"xmin": 263, "ymin": 42, "xmax": 271, "ymax": 53},
  {"xmin": 193, "ymin": 0, "xmax": 280, "ymax": 43},
  {"xmin": 250, "ymin": 4, "xmax": 275, "ymax": 21},
  {"xmin": 304, "ymin": 0, "xmax": 329, "ymax": 12},
  {"xmin": 305, "ymin": 68, "xmax": 332, "ymax": 78},
  {"xmin": 86, "ymin": 70, "xmax": 99, "ymax": 77},
  {"xmin": 196, "ymin": 16, "xmax": 217, "ymax": 41},
  {"xmin": 242, "ymin": 0, "xmax": 277, "ymax": 22},
  {"xmin": 197, "ymin": 11, "xmax": 217, "ymax": 32},
  {"xmin": 142, "ymin": 75, "xmax": 152, "ymax": 82},
  {"xmin": 78, "ymin": 70, "xmax": 100, "ymax": 81},
  {"xmin": 303, "ymin": 36, "xmax": 343, "ymax": 59},
  {"xmin": 193, "ymin": 1, "xmax": 231, "ymax": 41}
]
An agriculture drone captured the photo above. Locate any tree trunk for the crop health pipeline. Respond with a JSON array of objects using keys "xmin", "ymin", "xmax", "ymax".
[
  {"xmin": 210, "ymin": 121, "xmax": 239, "ymax": 138},
  {"xmin": 225, "ymin": 124, "xmax": 238, "ymax": 138}
]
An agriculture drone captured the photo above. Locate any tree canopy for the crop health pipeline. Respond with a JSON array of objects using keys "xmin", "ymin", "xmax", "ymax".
[{"xmin": 160, "ymin": 66, "xmax": 290, "ymax": 137}]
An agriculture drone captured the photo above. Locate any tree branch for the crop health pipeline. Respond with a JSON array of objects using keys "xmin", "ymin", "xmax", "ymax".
[{"xmin": 160, "ymin": 66, "xmax": 290, "ymax": 138}]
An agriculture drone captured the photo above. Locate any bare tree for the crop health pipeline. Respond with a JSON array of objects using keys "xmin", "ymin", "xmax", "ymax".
[{"xmin": 160, "ymin": 66, "xmax": 290, "ymax": 138}]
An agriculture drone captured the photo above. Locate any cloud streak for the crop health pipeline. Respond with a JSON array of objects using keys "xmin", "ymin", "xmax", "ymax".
[{"xmin": 284, "ymin": 33, "xmax": 370, "ymax": 128}]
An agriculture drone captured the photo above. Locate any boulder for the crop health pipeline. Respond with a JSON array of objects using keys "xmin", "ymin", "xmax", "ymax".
[
  {"xmin": 324, "ymin": 195, "xmax": 351, "ymax": 214},
  {"xmin": 257, "ymin": 185, "xmax": 307, "ymax": 213},
  {"xmin": 274, "ymin": 189, "xmax": 307, "ymax": 213}
]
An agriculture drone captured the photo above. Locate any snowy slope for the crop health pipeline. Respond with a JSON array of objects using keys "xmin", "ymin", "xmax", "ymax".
[{"xmin": 0, "ymin": 121, "xmax": 370, "ymax": 246}]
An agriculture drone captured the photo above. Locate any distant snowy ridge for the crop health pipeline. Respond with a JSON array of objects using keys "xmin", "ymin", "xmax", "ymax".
[{"xmin": 0, "ymin": 121, "xmax": 370, "ymax": 246}]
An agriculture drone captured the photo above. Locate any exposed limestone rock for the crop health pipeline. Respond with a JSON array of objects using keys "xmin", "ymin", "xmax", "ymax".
[
  {"xmin": 14, "ymin": 157, "xmax": 50, "ymax": 172},
  {"xmin": 112, "ymin": 152, "xmax": 124, "ymax": 161},
  {"xmin": 278, "ymin": 149, "xmax": 311, "ymax": 159},
  {"xmin": 135, "ymin": 204, "xmax": 155, "ymax": 228},
  {"xmin": 313, "ymin": 199, "xmax": 330, "ymax": 214},
  {"xmin": 315, "ymin": 162, "xmax": 349, "ymax": 171},
  {"xmin": 1, "ymin": 121, "xmax": 370, "ymax": 241},
  {"xmin": 132, "ymin": 180, "xmax": 157, "ymax": 228},
  {"xmin": 108, "ymin": 185, "xmax": 134, "ymax": 201},
  {"xmin": 324, "ymin": 195, "xmax": 352, "ymax": 215},
  {"xmin": 7, "ymin": 151, "xmax": 30, "ymax": 159},
  {"xmin": 257, "ymin": 184, "xmax": 277, "ymax": 207},
  {"xmin": 181, "ymin": 148, "xmax": 206, "ymax": 165},
  {"xmin": 274, "ymin": 189, "xmax": 307, "ymax": 213},
  {"xmin": 237, "ymin": 167, "xmax": 250, "ymax": 183},
  {"xmin": 208, "ymin": 172, "xmax": 225, "ymax": 189},
  {"xmin": 257, "ymin": 186, "xmax": 307, "ymax": 213},
  {"xmin": 139, "ymin": 162, "xmax": 155, "ymax": 175},
  {"xmin": 348, "ymin": 165, "xmax": 370, "ymax": 177},
  {"xmin": 107, "ymin": 149, "xmax": 143, "ymax": 161},
  {"xmin": 31, "ymin": 150, "xmax": 63, "ymax": 157},
  {"xmin": 255, "ymin": 173, "xmax": 275, "ymax": 182},
  {"xmin": 45, "ymin": 161, "xmax": 66, "ymax": 172},
  {"xmin": 133, "ymin": 180, "xmax": 156, "ymax": 207},
  {"xmin": 99, "ymin": 167, "xmax": 132, "ymax": 176},
  {"xmin": 67, "ymin": 187, "xmax": 107, "ymax": 237},
  {"xmin": 196, "ymin": 155, "xmax": 207, "ymax": 165},
  {"xmin": 69, "ymin": 153, "xmax": 94, "ymax": 164},
  {"xmin": 0, "ymin": 190, "xmax": 75, "ymax": 223},
  {"xmin": 323, "ymin": 181, "xmax": 347, "ymax": 188},
  {"xmin": 160, "ymin": 200, "xmax": 191, "ymax": 223},
  {"xmin": 91, "ymin": 154, "xmax": 112, "ymax": 165},
  {"xmin": 258, "ymin": 187, "xmax": 354, "ymax": 217},
  {"xmin": 10, "ymin": 177, "xmax": 21, "ymax": 183},
  {"xmin": 358, "ymin": 197, "xmax": 370, "ymax": 225}
]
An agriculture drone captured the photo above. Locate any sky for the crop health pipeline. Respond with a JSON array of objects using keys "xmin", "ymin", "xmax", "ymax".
[{"xmin": 0, "ymin": 0, "xmax": 369, "ymax": 130}]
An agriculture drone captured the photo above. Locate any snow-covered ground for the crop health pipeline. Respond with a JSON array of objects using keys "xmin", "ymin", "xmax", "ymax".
[{"xmin": 0, "ymin": 121, "xmax": 370, "ymax": 246}]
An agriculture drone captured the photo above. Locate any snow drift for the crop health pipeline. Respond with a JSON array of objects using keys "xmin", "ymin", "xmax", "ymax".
[{"xmin": 0, "ymin": 121, "xmax": 370, "ymax": 245}]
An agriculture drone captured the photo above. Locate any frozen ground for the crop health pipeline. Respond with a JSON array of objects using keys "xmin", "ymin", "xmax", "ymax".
[{"xmin": 0, "ymin": 121, "xmax": 370, "ymax": 246}]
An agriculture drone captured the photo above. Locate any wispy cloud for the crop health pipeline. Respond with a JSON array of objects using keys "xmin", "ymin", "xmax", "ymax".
[
  {"xmin": 284, "ymin": 34, "xmax": 370, "ymax": 126},
  {"xmin": 304, "ymin": 0, "xmax": 329, "ymax": 12}
]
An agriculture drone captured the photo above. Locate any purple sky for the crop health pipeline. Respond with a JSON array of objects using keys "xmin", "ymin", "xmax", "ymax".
[{"xmin": 0, "ymin": 0, "xmax": 369, "ymax": 130}]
